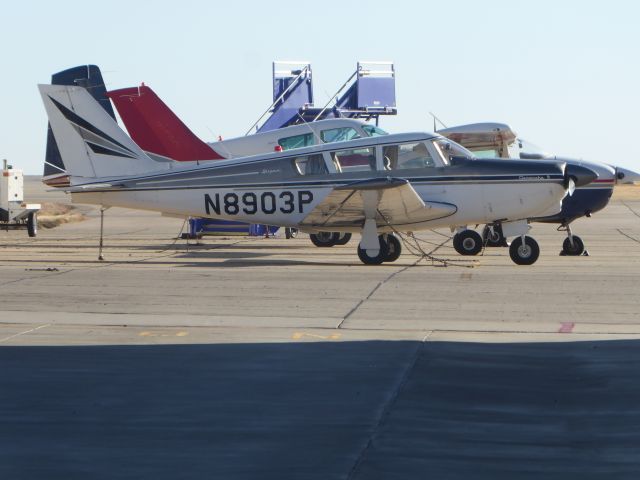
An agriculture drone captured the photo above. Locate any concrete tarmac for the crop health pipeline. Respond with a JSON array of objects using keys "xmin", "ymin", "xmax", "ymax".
[{"xmin": 1, "ymin": 181, "xmax": 640, "ymax": 479}]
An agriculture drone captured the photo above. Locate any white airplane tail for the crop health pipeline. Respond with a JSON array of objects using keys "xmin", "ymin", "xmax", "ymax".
[{"xmin": 39, "ymin": 84, "xmax": 169, "ymax": 181}]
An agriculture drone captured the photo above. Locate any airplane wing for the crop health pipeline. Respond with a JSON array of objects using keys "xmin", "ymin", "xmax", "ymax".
[
  {"xmin": 300, "ymin": 178, "xmax": 457, "ymax": 229},
  {"xmin": 437, "ymin": 123, "xmax": 517, "ymax": 149}
]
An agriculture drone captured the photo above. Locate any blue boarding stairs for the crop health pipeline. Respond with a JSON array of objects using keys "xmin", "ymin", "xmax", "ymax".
[{"xmin": 192, "ymin": 61, "xmax": 397, "ymax": 237}]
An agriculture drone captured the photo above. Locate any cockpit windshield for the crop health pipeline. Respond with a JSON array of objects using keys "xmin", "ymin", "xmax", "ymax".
[
  {"xmin": 432, "ymin": 138, "xmax": 476, "ymax": 164},
  {"xmin": 362, "ymin": 124, "xmax": 388, "ymax": 137},
  {"xmin": 517, "ymin": 138, "xmax": 552, "ymax": 160}
]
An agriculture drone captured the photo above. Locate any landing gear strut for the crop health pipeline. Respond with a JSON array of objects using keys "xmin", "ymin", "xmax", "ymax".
[
  {"xmin": 481, "ymin": 224, "xmax": 508, "ymax": 247},
  {"xmin": 560, "ymin": 224, "xmax": 586, "ymax": 256}
]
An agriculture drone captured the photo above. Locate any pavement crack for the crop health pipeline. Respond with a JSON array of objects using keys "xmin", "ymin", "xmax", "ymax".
[
  {"xmin": 622, "ymin": 201, "xmax": 640, "ymax": 220},
  {"xmin": 345, "ymin": 337, "xmax": 426, "ymax": 479},
  {"xmin": 617, "ymin": 228, "xmax": 640, "ymax": 245},
  {"xmin": 0, "ymin": 323, "xmax": 50, "ymax": 343},
  {"xmin": 337, "ymin": 259, "xmax": 421, "ymax": 329},
  {"xmin": 0, "ymin": 268, "xmax": 75, "ymax": 288}
]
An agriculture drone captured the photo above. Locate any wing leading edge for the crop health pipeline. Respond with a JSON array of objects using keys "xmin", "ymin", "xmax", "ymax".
[{"xmin": 300, "ymin": 178, "xmax": 457, "ymax": 229}]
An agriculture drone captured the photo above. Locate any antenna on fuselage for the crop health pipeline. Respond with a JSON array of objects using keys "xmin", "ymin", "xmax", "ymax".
[
  {"xmin": 429, "ymin": 111, "xmax": 448, "ymax": 131},
  {"xmin": 295, "ymin": 112, "xmax": 324, "ymax": 145}
]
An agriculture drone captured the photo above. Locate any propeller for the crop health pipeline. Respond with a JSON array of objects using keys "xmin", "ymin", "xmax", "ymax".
[
  {"xmin": 563, "ymin": 164, "xmax": 598, "ymax": 196},
  {"xmin": 567, "ymin": 177, "xmax": 576, "ymax": 196}
]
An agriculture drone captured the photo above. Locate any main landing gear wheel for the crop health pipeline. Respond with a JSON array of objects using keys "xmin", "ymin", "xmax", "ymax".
[
  {"xmin": 453, "ymin": 230, "xmax": 483, "ymax": 256},
  {"xmin": 482, "ymin": 224, "xmax": 508, "ymax": 247},
  {"xmin": 357, "ymin": 235, "xmax": 390, "ymax": 265},
  {"xmin": 334, "ymin": 233, "xmax": 352, "ymax": 245},
  {"xmin": 309, "ymin": 232, "xmax": 339, "ymax": 247},
  {"xmin": 562, "ymin": 235, "xmax": 585, "ymax": 256},
  {"xmin": 382, "ymin": 233, "xmax": 402, "ymax": 262},
  {"xmin": 27, "ymin": 212, "xmax": 37, "ymax": 238},
  {"xmin": 284, "ymin": 227, "xmax": 298, "ymax": 239},
  {"xmin": 509, "ymin": 236, "xmax": 540, "ymax": 265}
]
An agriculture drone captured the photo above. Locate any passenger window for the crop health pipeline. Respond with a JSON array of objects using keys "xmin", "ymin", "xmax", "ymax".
[
  {"xmin": 294, "ymin": 154, "xmax": 328, "ymax": 175},
  {"xmin": 331, "ymin": 147, "xmax": 375, "ymax": 172},
  {"xmin": 469, "ymin": 148, "xmax": 500, "ymax": 159},
  {"xmin": 320, "ymin": 127, "xmax": 360, "ymax": 144},
  {"xmin": 278, "ymin": 133, "xmax": 314, "ymax": 150},
  {"xmin": 382, "ymin": 142, "xmax": 434, "ymax": 170}
]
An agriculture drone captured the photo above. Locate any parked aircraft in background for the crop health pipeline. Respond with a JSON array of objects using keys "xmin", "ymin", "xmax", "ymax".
[
  {"xmin": 39, "ymin": 84, "xmax": 596, "ymax": 265},
  {"xmin": 108, "ymin": 84, "xmax": 389, "ymax": 162},
  {"xmin": 438, "ymin": 122, "xmax": 640, "ymax": 255}
]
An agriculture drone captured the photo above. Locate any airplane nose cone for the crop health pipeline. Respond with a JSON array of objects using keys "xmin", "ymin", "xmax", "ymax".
[
  {"xmin": 616, "ymin": 166, "xmax": 640, "ymax": 184},
  {"xmin": 565, "ymin": 164, "xmax": 599, "ymax": 188}
]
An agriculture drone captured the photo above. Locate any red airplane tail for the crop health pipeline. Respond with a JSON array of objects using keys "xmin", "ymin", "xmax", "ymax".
[{"xmin": 107, "ymin": 85, "xmax": 225, "ymax": 161}]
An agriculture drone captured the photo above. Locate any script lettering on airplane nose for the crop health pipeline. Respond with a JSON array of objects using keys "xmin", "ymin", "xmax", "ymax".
[{"xmin": 204, "ymin": 190, "xmax": 314, "ymax": 216}]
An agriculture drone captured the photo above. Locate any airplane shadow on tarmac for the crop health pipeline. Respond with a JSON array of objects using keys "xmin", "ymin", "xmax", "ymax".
[{"xmin": 1, "ymin": 339, "xmax": 639, "ymax": 480}]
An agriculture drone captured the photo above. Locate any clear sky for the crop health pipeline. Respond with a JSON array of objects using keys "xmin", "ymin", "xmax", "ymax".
[{"xmin": 2, "ymin": 0, "xmax": 639, "ymax": 174}]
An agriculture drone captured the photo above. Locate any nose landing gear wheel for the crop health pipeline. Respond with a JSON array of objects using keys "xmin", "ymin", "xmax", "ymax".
[
  {"xmin": 509, "ymin": 236, "xmax": 540, "ymax": 265},
  {"xmin": 309, "ymin": 232, "xmax": 340, "ymax": 247},
  {"xmin": 562, "ymin": 235, "xmax": 584, "ymax": 256},
  {"xmin": 357, "ymin": 235, "xmax": 390, "ymax": 265},
  {"xmin": 382, "ymin": 233, "xmax": 402, "ymax": 262},
  {"xmin": 482, "ymin": 224, "xmax": 507, "ymax": 247},
  {"xmin": 285, "ymin": 227, "xmax": 298, "ymax": 239},
  {"xmin": 453, "ymin": 230, "xmax": 483, "ymax": 256}
]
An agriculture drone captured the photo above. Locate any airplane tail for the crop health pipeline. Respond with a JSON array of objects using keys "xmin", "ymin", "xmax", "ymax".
[
  {"xmin": 107, "ymin": 85, "xmax": 225, "ymax": 161},
  {"xmin": 39, "ymin": 83, "xmax": 169, "ymax": 182},
  {"xmin": 44, "ymin": 65, "xmax": 116, "ymax": 186}
]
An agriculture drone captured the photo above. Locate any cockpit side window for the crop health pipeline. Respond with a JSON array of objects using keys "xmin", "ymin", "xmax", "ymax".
[
  {"xmin": 278, "ymin": 133, "xmax": 314, "ymax": 151},
  {"xmin": 382, "ymin": 142, "xmax": 435, "ymax": 170},
  {"xmin": 320, "ymin": 127, "xmax": 360, "ymax": 144},
  {"xmin": 362, "ymin": 124, "xmax": 388, "ymax": 137},
  {"xmin": 432, "ymin": 138, "xmax": 475, "ymax": 164},
  {"xmin": 293, "ymin": 153, "xmax": 329, "ymax": 175},
  {"xmin": 330, "ymin": 147, "xmax": 375, "ymax": 172}
]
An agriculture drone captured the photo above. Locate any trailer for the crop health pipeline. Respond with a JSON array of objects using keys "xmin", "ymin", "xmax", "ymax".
[{"xmin": 1, "ymin": 159, "xmax": 40, "ymax": 237}]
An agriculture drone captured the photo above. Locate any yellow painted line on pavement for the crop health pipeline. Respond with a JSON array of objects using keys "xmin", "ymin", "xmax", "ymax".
[
  {"xmin": 139, "ymin": 330, "xmax": 189, "ymax": 337},
  {"xmin": 292, "ymin": 331, "xmax": 341, "ymax": 341}
]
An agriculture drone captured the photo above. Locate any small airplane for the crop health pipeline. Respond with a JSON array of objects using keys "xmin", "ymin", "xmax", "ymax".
[
  {"xmin": 39, "ymin": 83, "xmax": 597, "ymax": 265},
  {"xmin": 437, "ymin": 122, "xmax": 640, "ymax": 255},
  {"xmin": 107, "ymin": 82, "xmax": 391, "ymax": 246}
]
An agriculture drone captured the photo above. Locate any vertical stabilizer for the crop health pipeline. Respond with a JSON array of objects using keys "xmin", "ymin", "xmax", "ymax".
[
  {"xmin": 40, "ymin": 84, "xmax": 169, "ymax": 181},
  {"xmin": 44, "ymin": 65, "xmax": 115, "ymax": 186},
  {"xmin": 107, "ymin": 85, "xmax": 224, "ymax": 161}
]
